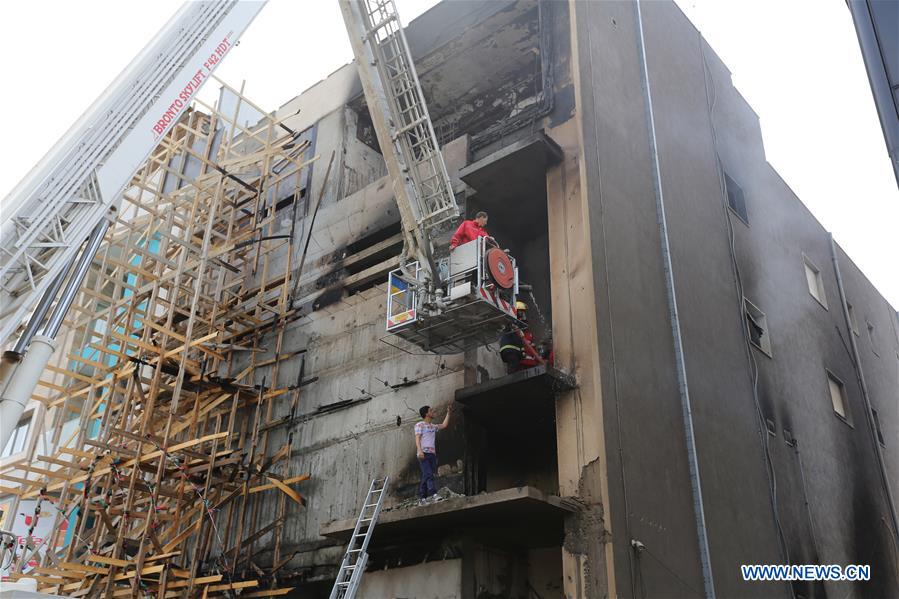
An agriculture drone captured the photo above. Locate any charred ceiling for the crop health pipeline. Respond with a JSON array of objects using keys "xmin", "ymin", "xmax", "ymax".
[{"xmin": 352, "ymin": 0, "xmax": 554, "ymax": 153}]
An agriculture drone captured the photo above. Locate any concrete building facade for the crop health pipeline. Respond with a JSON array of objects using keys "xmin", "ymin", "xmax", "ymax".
[{"xmin": 228, "ymin": 1, "xmax": 899, "ymax": 597}]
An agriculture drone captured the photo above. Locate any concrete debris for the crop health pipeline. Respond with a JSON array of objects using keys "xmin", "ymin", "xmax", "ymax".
[{"xmin": 389, "ymin": 486, "xmax": 465, "ymax": 511}]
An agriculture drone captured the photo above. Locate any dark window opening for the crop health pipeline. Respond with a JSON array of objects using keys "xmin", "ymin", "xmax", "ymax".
[
  {"xmin": 345, "ymin": 243, "xmax": 403, "ymax": 278},
  {"xmin": 725, "ymin": 171, "xmax": 749, "ymax": 224},
  {"xmin": 872, "ymin": 408, "xmax": 886, "ymax": 446},
  {"xmin": 344, "ymin": 222, "xmax": 404, "ymax": 295},
  {"xmin": 353, "ymin": 108, "xmax": 382, "ymax": 154},
  {"xmin": 274, "ymin": 186, "xmax": 306, "ymax": 213},
  {"xmin": 744, "ymin": 298, "xmax": 772, "ymax": 356},
  {"xmin": 346, "ymin": 222, "xmax": 402, "ymax": 255},
  {"xmin": 464, "ymin": 406, "xmax": 559, "ymax": 498}
]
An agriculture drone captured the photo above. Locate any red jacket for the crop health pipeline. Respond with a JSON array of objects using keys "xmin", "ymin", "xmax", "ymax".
[
  {"xmin": 518, "ymin": 329, "xmax": 542, "ymax": 367},
  {"xmin": 450, "ymin": 219, "xmax": 489, "ymax": 248}
]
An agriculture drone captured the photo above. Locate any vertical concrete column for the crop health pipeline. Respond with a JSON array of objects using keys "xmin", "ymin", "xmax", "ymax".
[{"xmin": 546, "ymin": 115, "xmax": 615, "ymax": 598}]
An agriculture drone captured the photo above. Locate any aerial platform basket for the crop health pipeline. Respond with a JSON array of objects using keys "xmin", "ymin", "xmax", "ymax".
[{"xmin": 386, "ymin": 237, "xmax": 522, "ymax": 354}]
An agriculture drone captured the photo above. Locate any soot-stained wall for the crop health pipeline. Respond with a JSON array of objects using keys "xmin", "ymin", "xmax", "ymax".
[
  {"xmin": 223, "ymin": 1, "xmax": 897, "ymax": 596},
  {"xmin": 572, "ymin": 1, "xmax": 899, "ymax": 597}
]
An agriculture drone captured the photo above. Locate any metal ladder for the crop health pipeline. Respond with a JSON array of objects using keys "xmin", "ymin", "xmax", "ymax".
[
  {"xmin": 339, "ymin": 0, "xmax": 458, "ymax": 280},
  {"xmin": 328, "ymin": 477, "xmax": 390, "ymax": 599}
]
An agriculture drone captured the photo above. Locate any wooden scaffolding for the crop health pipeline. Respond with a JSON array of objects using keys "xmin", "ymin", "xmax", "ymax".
[{"xmin": 0, "ymin": 79, "xmax": 318, "ymax": 597}]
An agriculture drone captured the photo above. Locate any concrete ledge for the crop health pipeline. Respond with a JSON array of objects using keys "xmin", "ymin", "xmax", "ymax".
[
  {"xmin": 457, "ymin": 131, "xmax": 564, "ymax": 233},
  {"xmin": 454, "ymin": 365, "xmax": 575, "ymax": 435},
  {"xmin": 320, "ymin": 486, "xmax": 573, "ymax": 544},
  {"xmin": 455, "ymin": 364, "xmax": 575, "ymax": 403}
]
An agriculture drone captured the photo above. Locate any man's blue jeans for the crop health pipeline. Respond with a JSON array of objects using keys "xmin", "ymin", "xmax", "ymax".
[{"xmin": 418, "ymin": 452, "xmax": 437, "ymax": 499}]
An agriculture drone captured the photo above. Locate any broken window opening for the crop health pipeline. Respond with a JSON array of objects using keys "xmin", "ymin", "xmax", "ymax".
[
  {"xmin": 274, "ymin": 186, "xmax": 307, "ymax": 213},
  {"xmin": 744, "ymin": 298, "xmax": 772, "ymax": 356}
]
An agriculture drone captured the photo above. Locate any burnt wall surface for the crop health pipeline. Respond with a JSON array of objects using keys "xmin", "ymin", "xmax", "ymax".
[
  {"xmin": 248, "ymin": 0, "xmax": 896, "ymax": 596},
  {"xmin": 572, "ymin": 1, "xmax": 898, "ymax": 598},
  {"xmin": 223, "ymin": 133, "xmax": 474, "ymax": 582},
  {"xmin": 241, "ymin": 2, "xmax": 583, "ymax": 588},
  {"xmin": 352, "ymin": 0, "xmax": 571, "ymax": 154}
]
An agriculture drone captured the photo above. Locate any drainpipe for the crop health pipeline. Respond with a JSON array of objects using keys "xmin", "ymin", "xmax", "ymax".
[
  {"xmin": 634, "ymin": 2, "xmax": 716, "ymax": 597},
  {"xmin": 0, "ymin": 219, "xmax": 109, "ymax": 452},
  {"xmin": 829, "ymin": 234, "xmax": 899, "ymax": 548}
]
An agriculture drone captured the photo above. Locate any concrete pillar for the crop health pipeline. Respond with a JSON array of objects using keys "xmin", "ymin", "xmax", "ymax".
[{"xmin": 545, "ymin": 115, "xmax": 615, "ymax": 597}]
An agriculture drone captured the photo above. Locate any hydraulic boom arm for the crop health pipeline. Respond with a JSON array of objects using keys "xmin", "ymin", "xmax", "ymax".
[
  {"xmin": 0, "ymin": 0, "xmax": 266, "ymax": 452},
  {"xmin": 339, "ymin": 0, "xmax": 459, "ymax": 283}
]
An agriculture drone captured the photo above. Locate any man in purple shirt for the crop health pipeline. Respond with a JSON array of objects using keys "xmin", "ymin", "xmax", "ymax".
[{"xmin": 415, "ymin": 403, "xmax": 453, "ymax": 505}]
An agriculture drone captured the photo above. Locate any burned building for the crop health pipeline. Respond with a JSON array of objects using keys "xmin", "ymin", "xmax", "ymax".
[
  {"xmin": 1, "ymin": 1, "xmax": 896, "ymax": 598},
  {"xmin": 227, "ymin": 1, "xmax": 897, "ymax": 596}
]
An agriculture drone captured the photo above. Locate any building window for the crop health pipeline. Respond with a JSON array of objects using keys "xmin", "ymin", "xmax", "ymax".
[
  {"xmin": 2, "ymin": 416, "xmax": 31, "ymax": 458},
  {"xmin": 724, "ymin": 172, "xmax": 749, "ymax": 224},
  {"xmin": 826, "ymin": 371, "xmax": 849, "ymax": 422},
  {"xmin": 803, "ymin": 255, "xmax": 827, "ymax": 308},
  {"xmin": 847, "ymin": 302, "xmax": 859, "ymax": 335},
  {"xmin": 866, "ymin": 321, "xmax": 881, "ymax": 356},
  {"xmin": 872, "ymin": 409, "xmax": 886, "ymax": 446},
  {"xmin": 744, "ymin": 298, "xmax": 772, "ymax": 356},
  {"xmin": 783, "ymin": 428, "xmax": 796, "ymax": 447}
]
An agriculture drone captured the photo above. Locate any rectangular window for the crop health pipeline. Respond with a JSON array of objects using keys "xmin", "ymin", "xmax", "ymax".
[
  {"xmin": 2, "ymin": 416, "xmax": 31, "ymax": 458},
  {"xmin": 803, "ymin": 255, "xmax": 827, "ymax": 308},
  {"xmin": 744, "ymin": 298, "xmax": 772, "ymax": 356},
  {"xmin": 847, "ymin": 302, "xmax": 859, "ymax": 335},
  {"xmin": 872, "ymin": 409, "xmax": 886, "ymax": 446},
  {"xmin": 867, "ymin": 321, "xmax": 881, "ymax": 356},
  {"xmin": 826, "ymin": 371, "xmax": 849, "ymax": 422},
  {"xmin": 724, "ymin": 172, "xmax": 749, "ymax": 224}
]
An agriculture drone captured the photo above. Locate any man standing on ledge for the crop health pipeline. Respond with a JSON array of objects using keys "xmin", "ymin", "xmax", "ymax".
[
  {"xmin": 450, "ymin": 211, "xmax": 490, "ymax": 249},
  {"xmin": 415, "ymin": 403, "xmax": 453, "ymax": 505}
]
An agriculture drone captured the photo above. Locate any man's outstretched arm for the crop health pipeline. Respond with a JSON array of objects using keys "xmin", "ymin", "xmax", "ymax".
[{"xmin": 437, "ymin": 404, "xmax": 454, "ymax": 430}]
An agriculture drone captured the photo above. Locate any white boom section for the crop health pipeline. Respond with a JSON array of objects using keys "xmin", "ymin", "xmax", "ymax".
[
  {"xmin": 0, "ymin": 0, "xmax": 266, "ymax": 348},
  {"xmin": 339, "ymin": 0, "xmax": 459, "ymax": 281}
]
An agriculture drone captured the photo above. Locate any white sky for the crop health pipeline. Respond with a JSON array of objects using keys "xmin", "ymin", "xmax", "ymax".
[{"xmin": 1, "ymin": 0, "xmax": 896, "ymax": 307}]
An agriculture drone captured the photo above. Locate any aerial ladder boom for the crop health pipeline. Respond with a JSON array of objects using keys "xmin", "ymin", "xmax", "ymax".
[
  {"xmin": 341, "ymin": 0, "xmax": 524, "ymax": 355},
  {"xmin": 0, "ymin": 1, "xmax": 266, "ymax": 347},
  {"xmin": 0, "ymin": 0, "xmax": 266, "ymax": 452},
  {"xmin": 339, "ymin": 0, "xmax": 459, "ymax": 282}
]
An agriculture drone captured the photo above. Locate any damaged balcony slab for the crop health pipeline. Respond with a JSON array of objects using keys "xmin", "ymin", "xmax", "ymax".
[
  {"xmin": 320, "ymin": 486, "xmax": 573, "ymax": 549},
  {"xmin": 455, "ymin": 365, "xmax": 575, "ymax": 434},
  {"xmin": 458, "ymin": 131, "xmax": 563, "ymax": 227}
]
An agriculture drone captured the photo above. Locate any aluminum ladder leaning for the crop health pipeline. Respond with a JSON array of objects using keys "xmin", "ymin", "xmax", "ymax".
[{"xmin": 328, "ymin": 476, "xmax": 390, "ymax": 599}]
